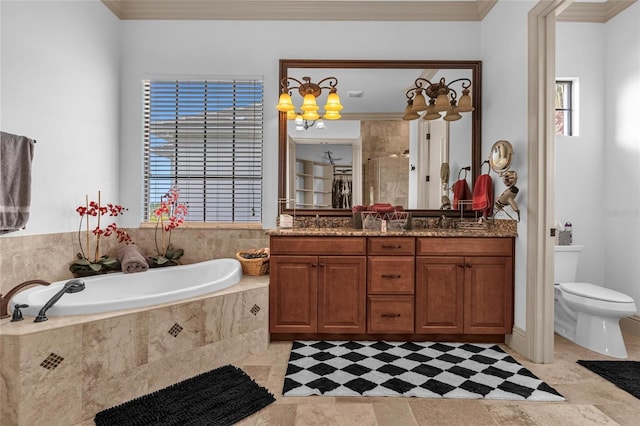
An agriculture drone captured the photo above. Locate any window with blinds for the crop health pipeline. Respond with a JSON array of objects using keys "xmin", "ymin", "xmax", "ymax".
[{"xmin": 143, "ymin": 79, "xmax": 263, "ymax": 224}]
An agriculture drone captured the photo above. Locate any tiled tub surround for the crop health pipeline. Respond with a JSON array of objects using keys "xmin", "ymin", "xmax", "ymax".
[
  {"xmin": 0, "ymin": 275, "xmax": 269, "ymax": 426},
  {"xmin": 0, "ymin": 228, "xmax": 269, "ymax": 299}
]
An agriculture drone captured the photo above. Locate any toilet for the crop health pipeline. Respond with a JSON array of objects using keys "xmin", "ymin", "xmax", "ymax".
[{"xmin": 554, "ymin": 245, "xmax": 637, "ymax": 358}]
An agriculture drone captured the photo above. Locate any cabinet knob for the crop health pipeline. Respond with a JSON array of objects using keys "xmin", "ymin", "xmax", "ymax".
[
  {"xmin": 457, "ymin": 264, "xmax": 465, "ymax": 268},
  {"xmin": 465, "ymin": 263, "xmax": 472, "ymax": 268},
  {"xmin": 381, "ymin": 274, "xmax": 401, "ymax": 279},
  {"xmin": 311, "ymin": 262, "xmax": 317, "ymax": 267},
  {"xmin": 381, "ymin": 313, "xmax": 401, "ymax": 318},
  {"xmin": 319, "ymin": 262, "xmax": 325, "ymax": 267}
]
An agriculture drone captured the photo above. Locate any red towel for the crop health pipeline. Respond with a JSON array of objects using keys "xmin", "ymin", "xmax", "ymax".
[
  {"xmin": 452, "ymin": 179, "xmax": 472, "ymax": 210},
  {"xmin": 472, "ymin": 174, "xmax": 494, "ymax": 217}
]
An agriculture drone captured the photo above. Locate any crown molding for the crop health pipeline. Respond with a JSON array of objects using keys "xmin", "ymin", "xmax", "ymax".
[
  {"xmin": 557, "ymin": 0, "xmax": 637, "ymax": 23},
  {"xmin": 101, "ymin": 0, "xmax": 498, "ymax": 21}
]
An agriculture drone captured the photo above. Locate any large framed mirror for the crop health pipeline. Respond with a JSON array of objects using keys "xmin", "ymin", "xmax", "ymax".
[{"xmin": 278, "ymin": 59, "xmax": 482, "ymax": 217}]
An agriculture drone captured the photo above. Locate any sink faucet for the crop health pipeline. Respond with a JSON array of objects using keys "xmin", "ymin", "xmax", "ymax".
[
  {"xmin": 34, "ymin": 279, "xmax": 86, "ymax": 322},
  {"xmin": 438, "ymin": 215, "xmax": 450, "ymax": 229}
]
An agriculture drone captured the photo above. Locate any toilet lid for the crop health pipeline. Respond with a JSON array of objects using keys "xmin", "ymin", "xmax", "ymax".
[{"xmin": 558, "ymin": 282, "xmax": 635, "ymax": 303}]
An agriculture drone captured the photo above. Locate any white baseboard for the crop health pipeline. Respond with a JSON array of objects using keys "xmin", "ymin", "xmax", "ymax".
[
  {"xmin": 620, "ymin": 315, "xmax": 640, "ymax": 337},
  {"xmin": 505, "ymin": 326, "xmax": 530, "ymax": 359}
]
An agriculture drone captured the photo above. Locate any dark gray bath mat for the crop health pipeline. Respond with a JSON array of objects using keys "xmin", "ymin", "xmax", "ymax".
[
  {"xmin": 94, "ymin": 364, "xmax": 275, "ymax": 425},
  {"xmin": 577, "ymin": 360, "xmax": 640, "ymax": 399}
]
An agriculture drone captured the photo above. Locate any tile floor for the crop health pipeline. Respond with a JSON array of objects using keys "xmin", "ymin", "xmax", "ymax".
[{"xmin": 236, "ymin": 332, "xmax": 640, "ymax": 426}]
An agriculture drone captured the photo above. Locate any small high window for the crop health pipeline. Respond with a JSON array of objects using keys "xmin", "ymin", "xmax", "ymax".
[{"xmin": 555, "ymin": 80, "xmax": 575, "ymax": 136}]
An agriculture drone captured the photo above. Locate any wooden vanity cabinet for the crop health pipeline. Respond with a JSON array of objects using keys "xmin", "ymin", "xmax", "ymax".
[
  {"xmin": 416, "ymin": 237, "xmax": 514, "ymax": 334},
  {"xmin": 269, "ymin": 234, "xmax": 515, "ymax": 340},
  {"xmin": 269, "ymin": 237, "xmax": 367, "ymax": 334}
]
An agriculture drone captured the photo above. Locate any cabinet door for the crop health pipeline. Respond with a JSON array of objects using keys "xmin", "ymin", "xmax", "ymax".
[
  {"xmin": 415, "ymin": 256, "xmax": 465, "ymax": 333},
  {"xmin": 269, "ymin": 255, "xmax": 318, "ymax": 333},
  {"xmin": 464, "ymin": 256, "xmax": 513, "ymax": 334},
  {"xmin": 317, "ymin": 256, "xmax": 367, "ymax": 333}
]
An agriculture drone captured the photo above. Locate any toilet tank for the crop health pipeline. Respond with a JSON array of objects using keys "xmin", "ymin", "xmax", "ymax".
[{"xmin": 554, "ymin": 245, "xmax": 584, "ymax": 283}]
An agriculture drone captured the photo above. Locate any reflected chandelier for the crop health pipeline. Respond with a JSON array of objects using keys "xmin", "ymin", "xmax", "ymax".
[
  {"xmin": 276, "ymin": 76, "xmax": 344, "ymax": 126},
  {"xmin": 402, "ymin": 77, "xmax": 474, "ymax": 122}
]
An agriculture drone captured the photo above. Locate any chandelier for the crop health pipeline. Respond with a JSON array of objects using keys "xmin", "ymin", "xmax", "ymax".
[
  {"xmin": 402, "ymin": 77, "xmax": 474, "ymax": 122},
  {"xmin": 276, "ymin": 76, "xmax": 344, "ymax": 125}
]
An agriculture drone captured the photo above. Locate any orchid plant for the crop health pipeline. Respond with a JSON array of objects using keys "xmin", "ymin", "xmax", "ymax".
[
  {"xmin": 69, "ymin": 191, "xmax": 132, "ymax": 276},
  {"xmin": 149, "ymin": 186, "xmax": 188, "ymax": 266}
]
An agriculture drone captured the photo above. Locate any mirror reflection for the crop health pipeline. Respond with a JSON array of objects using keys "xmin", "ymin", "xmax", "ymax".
[{"xmin": 278, "ymin": 60, "xmax": 481, "ymax": 216}]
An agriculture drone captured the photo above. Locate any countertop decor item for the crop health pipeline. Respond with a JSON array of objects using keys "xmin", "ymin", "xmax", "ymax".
[{"xmin": 69, "ymin": 191, "xmax": 132, "ymax": 277}]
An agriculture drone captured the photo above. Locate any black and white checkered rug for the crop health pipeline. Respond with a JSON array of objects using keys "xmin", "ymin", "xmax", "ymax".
[{"xmin": 283, "ymin": 341, "xmax": 564, "ymax": 401}]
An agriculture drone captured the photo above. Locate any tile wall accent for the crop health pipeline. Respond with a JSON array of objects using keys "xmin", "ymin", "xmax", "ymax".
[{"xmin": 0, "ymin": 278, "xmax": 269, "ymax": 426}]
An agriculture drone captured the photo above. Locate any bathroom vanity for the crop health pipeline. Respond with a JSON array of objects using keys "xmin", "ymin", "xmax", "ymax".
[{"xmin": 268, "ymin": 227, "xmax": 516, "ymax": 343}]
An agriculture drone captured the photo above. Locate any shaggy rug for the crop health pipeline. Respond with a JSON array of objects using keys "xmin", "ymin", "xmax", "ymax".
[
  {"xmin": 94, "ymin": 365, "xmax": 275, "ymax": 426},
  {"xmin": 283, "ymin": 341, "xmax": 564, "ymax": 401},
  {"xmin": 577, "ymin": 360, "xmax": 640, "ymax": 399}
]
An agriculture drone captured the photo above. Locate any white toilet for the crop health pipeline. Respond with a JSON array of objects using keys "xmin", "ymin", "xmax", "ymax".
[{"xmin": 554, "ymin": 245, "xmax": 637, "ymax": 358}]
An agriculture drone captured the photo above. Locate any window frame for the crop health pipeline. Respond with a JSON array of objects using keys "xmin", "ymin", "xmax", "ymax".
[
  {"xmin": 141, "ymin": 78, "xmax": 264, "ymax": 227},
  {"xmin": 555, "ymin": 79, "xmax": 578, "ymax": 137}
]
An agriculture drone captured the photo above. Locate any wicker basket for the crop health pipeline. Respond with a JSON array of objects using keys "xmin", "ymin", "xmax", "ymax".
[{"xmin": 236, "ymin": 248, "xmax": 270, "ymax": 276}]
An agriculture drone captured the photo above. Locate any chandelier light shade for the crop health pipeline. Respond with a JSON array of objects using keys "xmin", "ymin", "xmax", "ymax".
[
  {"xmin": 402, "ymin": 76, "xmax": 474, "ymax": 122},
  {"xmin": 276, "ymin": 76, "xmax": 343, "ymax": 128}
]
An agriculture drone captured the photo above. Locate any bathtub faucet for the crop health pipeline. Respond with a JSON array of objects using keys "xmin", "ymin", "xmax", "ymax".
[
  {"xmin": 0, "ymin": 279, "xmax": 51, "ymax": 319},
  {"xmin": 34, "ymin": 279, "xmax": 86, "ymax": 323}
]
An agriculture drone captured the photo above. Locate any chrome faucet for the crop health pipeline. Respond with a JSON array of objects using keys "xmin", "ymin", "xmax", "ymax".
[
  {"xmin": 438, "ymin": 215, "xmax": 450, "ymax": 229},
  {"xmin": 34, "ymin": 279, "xmax": 85, "ymax": 322}
]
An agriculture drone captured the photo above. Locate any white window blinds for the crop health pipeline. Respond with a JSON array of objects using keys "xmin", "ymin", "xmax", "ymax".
[{"xmin": 143, "ymin": 79, "xmax": 263, "ymax": 223}]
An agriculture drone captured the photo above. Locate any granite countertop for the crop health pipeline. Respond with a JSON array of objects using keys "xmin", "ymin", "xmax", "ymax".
[{"xmin": 266, "ymin": 226, "xmax": 517, "ymax": 238}]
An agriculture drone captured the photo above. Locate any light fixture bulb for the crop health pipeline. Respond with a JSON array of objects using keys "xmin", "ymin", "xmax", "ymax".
[
  {"xmin": 316, "ymin": 119, "xmax": 326, "ymax": 129},
  {"xmin": 323, "ymin": 110, "xmax": 342, "ymax": 120},
  {"xmin": 410, "ymin": 90, "xmax": 428, "ymax": 113},
  {"xmin": 402, "ymin": 101, "xmax": 420, "ymax": 120},
  {"xmin": 303, "ymin": 110, "xmax": 320, "ymax": 121},
  {"xmin": 443, "ymin": 107, "xmax": 462, "ymax": 121},
  {"xmin": 286, "ymin": 110, "xmax": 297, "ymax": 120},
  {"xmin": 276, "ymin": 93, "xmax": 295, "ymax": 112},
  {"xmin": 294, "ymin": 114, "xmax": 303, "ymax": 125},
  {"xmin": 324, "ymin": 91, "xmax": 343, "ymax": 111},
  {"xmin": 300, "ymin": 94, "xmax": 319, "ymax": 112},
  {"xmin": 422, "ymin": 100, "xmax": 441, "ymax": 121},
  {"xmin": 433, "ymin": 91, "xmax": 451, "ymax": 113},
  {"xmin": 456, "ymin": 89, "xmax": 474, "ymax": 112}
]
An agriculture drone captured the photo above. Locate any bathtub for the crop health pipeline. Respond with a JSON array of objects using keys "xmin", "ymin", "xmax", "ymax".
[{"xmin": 10, "ymin": 258, "xmax": 242, "ymax": 317}]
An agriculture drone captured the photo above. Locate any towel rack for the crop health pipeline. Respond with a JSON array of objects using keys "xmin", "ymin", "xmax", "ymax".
[{"xmin": 457, "ymin": 166, "xmax": 470, "ymax": 180}]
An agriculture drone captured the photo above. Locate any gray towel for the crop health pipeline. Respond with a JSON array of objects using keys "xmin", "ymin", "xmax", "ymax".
[
  {"xmin": 0, "ymin": 131, "xmax": 35, "ymax": 234},
  {"xmin": 117, "ymin": 245, "xmax": 149, "ymax": 273}
]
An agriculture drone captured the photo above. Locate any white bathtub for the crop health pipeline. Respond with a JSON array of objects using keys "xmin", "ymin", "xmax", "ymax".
[{"xmin": 10, "ymin": 258, "xmax": 242, "ymax": 317}]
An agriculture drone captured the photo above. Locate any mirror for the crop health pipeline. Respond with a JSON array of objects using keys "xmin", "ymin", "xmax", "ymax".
[
  {"xmin": 489, "ymin": 140, "xmax": 513, "ymax": 175},
  {"xmin": 278, "ymin": 59, "xmax": 482, "ymax": 216}
]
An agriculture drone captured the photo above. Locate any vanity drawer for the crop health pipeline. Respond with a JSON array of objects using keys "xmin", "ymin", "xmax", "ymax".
[
  {"xmin": 368, "ymin": 256, "xmax": 415, "ymax": 294},
  {"xmin": 367, "ymin": 237, "xmax": 415, "ymax": 255},
  {"xmin": 270, "ymin": 236, "xmax": 366, "ymax": 255},
  {"xmin": 368, "ymin": 296, "xmax": 414, "ymax": 333},
  {"xmin": 417, "ymin": 237, "xmax": 513, "ymax": 257}
]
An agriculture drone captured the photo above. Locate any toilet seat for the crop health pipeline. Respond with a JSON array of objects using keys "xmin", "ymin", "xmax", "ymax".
[{"xmin": 558, "ymin": 282, "xmax": 635, "ymax": 303}]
